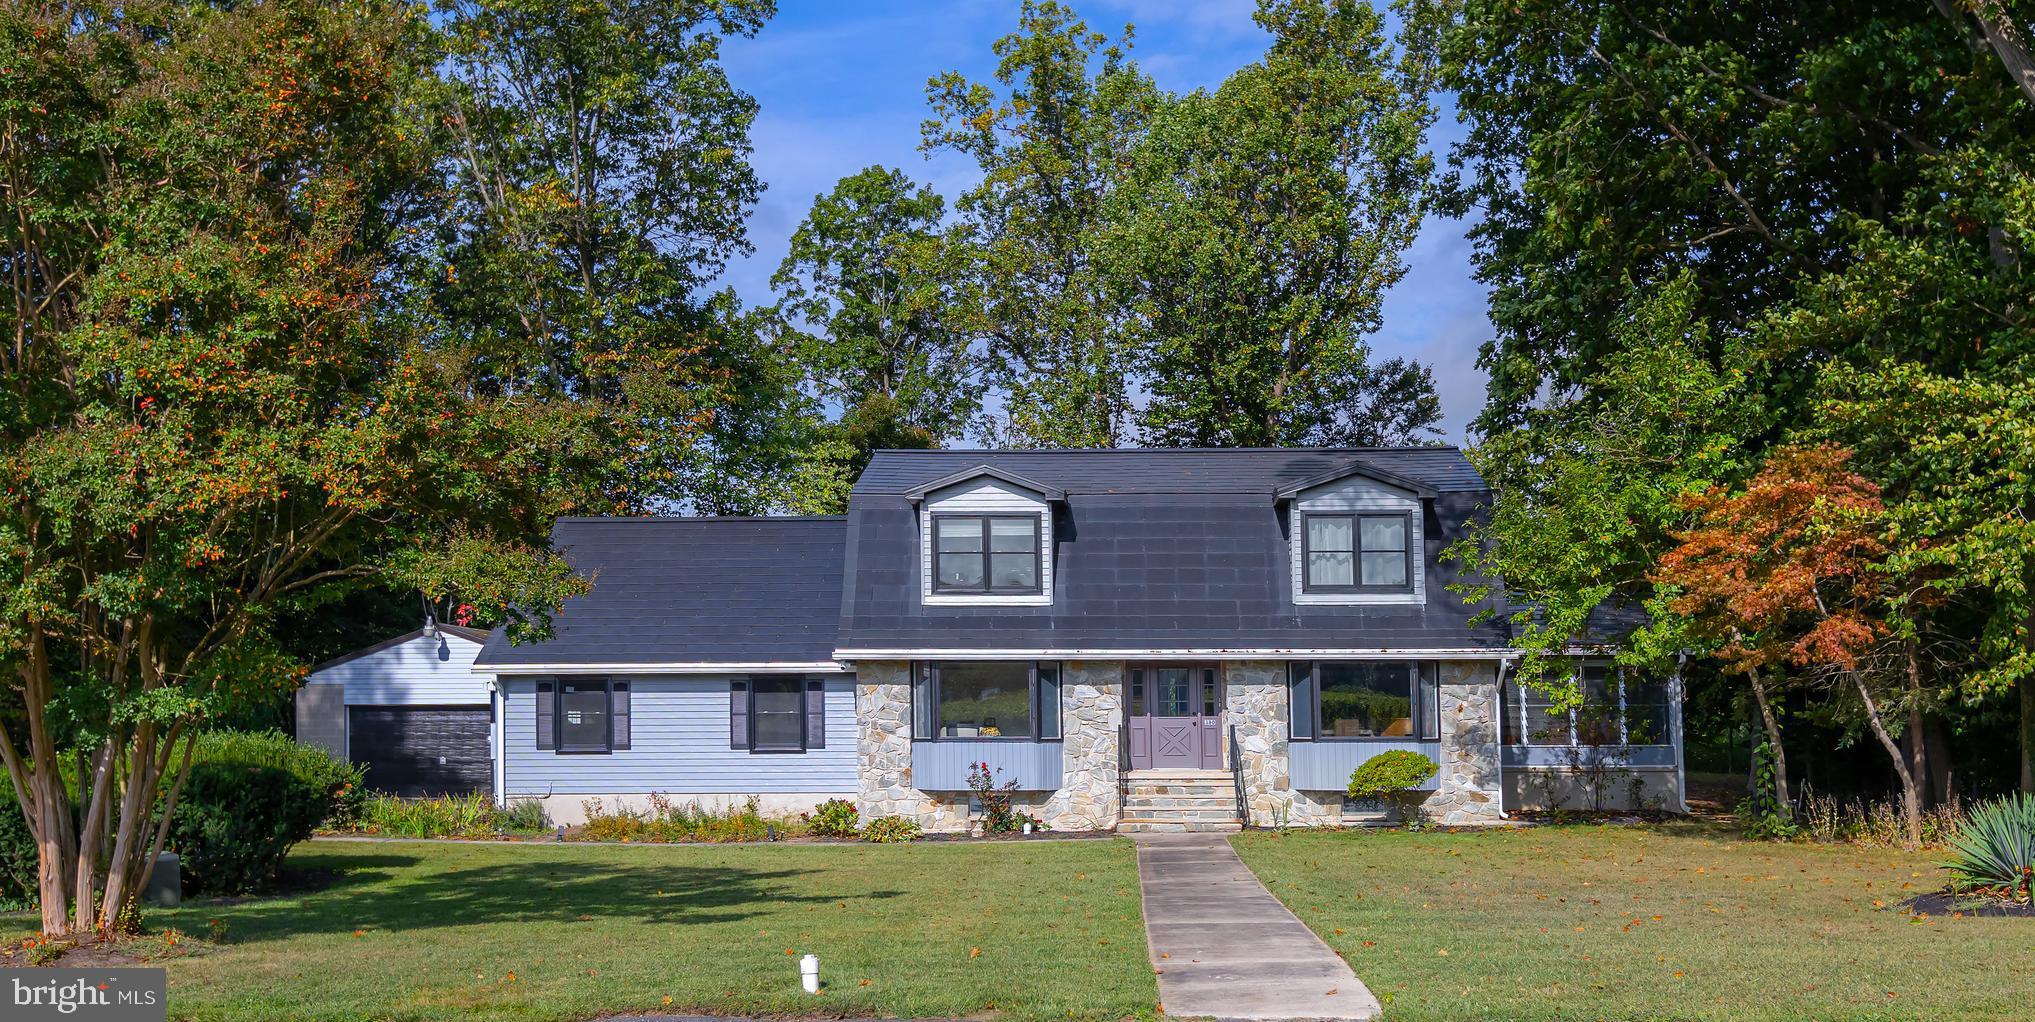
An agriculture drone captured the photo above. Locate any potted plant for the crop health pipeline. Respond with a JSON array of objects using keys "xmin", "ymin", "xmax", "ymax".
[{"xmin": 1347, "ymin": 750, "xmax": 1439, "ymax": 828}]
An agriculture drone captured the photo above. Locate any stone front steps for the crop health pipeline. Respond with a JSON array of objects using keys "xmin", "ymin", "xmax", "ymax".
[{"xmin": 1119, "ymin": 769, "xmax": 1242, "ymax": 833}]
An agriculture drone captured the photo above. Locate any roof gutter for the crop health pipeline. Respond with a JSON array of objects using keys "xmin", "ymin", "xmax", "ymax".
[{"xmin": 831, "ymin": 647, "xmax": 1528, "ymax": 661}]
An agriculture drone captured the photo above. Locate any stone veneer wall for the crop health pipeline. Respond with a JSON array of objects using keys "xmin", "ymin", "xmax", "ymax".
[
  {"xmin": 1427, "ymin": 661, "xmax": 1507, "ymax": 824},
  {"xmin": 1041, "ymin": 661, "xmax": 1124, "ymax": 829},
  {"xmin": 854, "ymin": 659, "xmax": 1124, "ymax": 833},
  {"xmin": 1225, "ymin": 660, "xmax": 1339, "ymax": 826}
]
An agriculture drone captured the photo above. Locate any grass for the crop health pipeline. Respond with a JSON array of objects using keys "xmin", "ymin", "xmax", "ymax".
[
  {"xmin": 4, "ymin": 838, "xmax": 1157, "ymax": 1022},
  {"xmin": 1232, "ymin": 822, "xmax": 2032, "ymax": 1022}
]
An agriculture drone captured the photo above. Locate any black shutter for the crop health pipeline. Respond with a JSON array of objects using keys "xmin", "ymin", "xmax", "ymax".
[
  {"xmin": 805, "ymin": 678, "xmax": 826, "ymax": 750},
  {"xmin": 1288, "ymin": 662, "xmax": 1315, "ymax": 741},
  {"xmin": 611, "ymin": 681, "xmax": 631, "ymax": 750},
  {"xmin": 1036, "ymin": 664, "xmax": 1061, "ymax": 740},
  {"xmin": 535, "ymin": 681, "xmax": 556, "ymax": 750},
  {"xmin": 912, "ymin": 663, "xmax": 936, "ymax": 739},
  {"xmin": 730, "ymin": 680, "xmax": 750, "ymax": 750}
]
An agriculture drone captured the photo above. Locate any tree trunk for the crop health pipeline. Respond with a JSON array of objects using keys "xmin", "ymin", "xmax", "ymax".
[
  {"xmin": 1852, "ymin": 668, "xmax": 1922, "ymax": 849},
  {"xmin": 1746, "ymin": 665, "xmax": 1791, "ymax": 819}
]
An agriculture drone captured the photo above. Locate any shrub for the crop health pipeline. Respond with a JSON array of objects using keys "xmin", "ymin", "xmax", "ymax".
[
  {"xmin": 503, "ymin": 798, "xmax": 548, "ymax": 832},
  {"xmin": 166, "ymin": 731, "xmax": 358, "ymax": 895},
  {"xmin": 359, "ymin": 793, "xmax": 531, "ymax": 838},
  {"xmin": 1347, "ymin": 750, "xmax": 1438, "ymax": 827},
  {"xmin": 1943, "ymin": 792, "xmax": 2035, "ymax": 904},
  {"xmin": 0, "ymin": 785, "xmax": 37, "ymax": 911},
  {"xmin": 575, "ymin": 795, "xmax": 801, "ymax": 843},
  {"xmin": 807, "ymin": 798, "xmax": 860, "ymax": 838},
  {"xmin": 1796, "ymin": 785, "xmax": 1961, "ymax": 847},
  {"xmin": 862, "ymin": 815, "xmax": 923, "ymax": 844}
]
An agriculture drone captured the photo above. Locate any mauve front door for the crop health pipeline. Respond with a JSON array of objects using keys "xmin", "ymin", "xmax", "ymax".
[{"xmin": 1127, "ymin": 666, "xmax": 1223, "ymax": 770}]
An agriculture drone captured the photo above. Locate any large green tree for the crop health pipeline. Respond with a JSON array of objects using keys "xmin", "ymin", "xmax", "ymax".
[
  {"xmin": 1104, "ymin": 0, "xmax": 1442, "ymax": 447},
  {"xmin": 0, "ymin": 0, "xmax": 587, "ymax": 936},
  {"xmin": 1437, "ymin": 0, "xmax": 2035, "ymax": 792},
  {"xmin": 923, "ymin": 1, "xmax": 1159, "ymax": 448},
  {"xmin": 773, "ymin": 166, "xmax": 978, "ymax": 480},
  {"xmin": 429, "ymin": 0, "xmax": 803, "ymax": 513}
]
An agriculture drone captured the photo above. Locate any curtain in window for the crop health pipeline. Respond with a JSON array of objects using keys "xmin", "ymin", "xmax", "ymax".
[{"xmin": 1306, "ymin": 516, "xmax": 1355, "ymax": 586}]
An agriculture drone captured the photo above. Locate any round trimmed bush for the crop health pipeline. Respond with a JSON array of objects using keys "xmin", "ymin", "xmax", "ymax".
[
  {"xmin": 1348, "ymin": 750, "xmax": 1439, "ymax": 826},
  {"xmin": 164, "ymin": 731, "xmax": 361, "ymax": 895}
]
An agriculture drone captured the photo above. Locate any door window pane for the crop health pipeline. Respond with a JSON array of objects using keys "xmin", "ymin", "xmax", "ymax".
[
  {"xmin": 1317, "ymin": 663, "xmax": 1416, "ymax": 737},
  {"xmin": 559, "ymin": 682, "xmax": 609, "ymax": 752},
  {"xmin": 1129, "ymin": 669, "xmax": 1146, "ymax": 716},
  {"xmin": 753, "ymin": 678, "xmax": 805, "ymax": 751},
  {"xmin": 936, "ymin": 662, "xmax": 1033, "ymax": 738},
  {"xmin": 1155, "ymin": 668, "xmax": 1192, "ymax": 716}
]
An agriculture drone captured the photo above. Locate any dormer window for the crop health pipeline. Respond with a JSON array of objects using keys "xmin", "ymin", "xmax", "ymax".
[
  {"xmin": 1302, "ymin": 512, "xmax": 1411, "ymax": 592},
  {"xmin": 933, "ymin": 515, "xmax": 1041, "ymax": 594}
]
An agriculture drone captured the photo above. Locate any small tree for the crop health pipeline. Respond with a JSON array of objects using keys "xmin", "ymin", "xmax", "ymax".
[
  {"xmin": 1347, "ymin": 750, "xmax": 1438, "ymax": 827},
  {"xmin": 1658, "ymin": 446, "xmax": 1935, "ymax": 847}
]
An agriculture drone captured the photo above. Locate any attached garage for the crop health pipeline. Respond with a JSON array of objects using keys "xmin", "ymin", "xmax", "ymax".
[
  {"xmin": 295, "ymin": 624, "xmax": 497, "ymax": 798},
  {"xmin": 345, "ymin": 706, "xmax": 493, "ymax": 797}
]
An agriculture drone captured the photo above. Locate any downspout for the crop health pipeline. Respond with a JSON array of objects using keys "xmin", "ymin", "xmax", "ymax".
[
  {"xmin": 489, "ymin": 678, "xmax": 506, "ymax": 809},
  {"xmin": 1670, "ymin": 652, "xmax": 1689, "ymax": 814}
]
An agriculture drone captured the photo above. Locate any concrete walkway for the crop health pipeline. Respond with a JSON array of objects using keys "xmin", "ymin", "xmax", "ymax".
[{"xmin": 1132, "ymin": 834, "xmax": 1381, "ymax": 1021}]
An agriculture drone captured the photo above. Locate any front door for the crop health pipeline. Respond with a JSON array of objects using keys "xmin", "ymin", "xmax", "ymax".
[{"xmin": 1127, "ymin": 666, "xmax": 1223, "ymax": 770}]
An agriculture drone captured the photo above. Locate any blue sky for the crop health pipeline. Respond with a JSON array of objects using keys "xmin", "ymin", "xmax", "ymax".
[{"xmin": 719, "ymin": 0, "xmax": 1491, "ymax": 444}]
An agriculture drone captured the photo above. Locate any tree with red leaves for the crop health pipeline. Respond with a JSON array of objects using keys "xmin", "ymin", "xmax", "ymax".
[{"xmin": 1659, "ymin": 445, "xmax": 1938, "ymax": 847}]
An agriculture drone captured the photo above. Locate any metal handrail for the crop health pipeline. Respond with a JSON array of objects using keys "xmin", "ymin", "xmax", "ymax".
[{"xmin": 1228, "ymin": 722, "xmax": 1248, "ymax": 827}]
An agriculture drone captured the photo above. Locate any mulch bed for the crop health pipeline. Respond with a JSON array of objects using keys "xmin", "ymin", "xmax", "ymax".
[{"xmin": 1902, "ymin": 890, "xmax": 2035, "ymax": 918}]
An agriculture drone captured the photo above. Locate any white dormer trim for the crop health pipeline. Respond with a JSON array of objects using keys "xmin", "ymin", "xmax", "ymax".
[
  {"xmin": 1289, "ymin": 475, "xmax": 1425, "ymax": 607},
  {"xmin": 920, "ymin": 479, "xmax": 1054, "ymax": 606}
]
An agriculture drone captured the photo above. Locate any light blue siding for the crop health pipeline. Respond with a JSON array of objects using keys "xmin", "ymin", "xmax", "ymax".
[
  {"xmin": 912, "ymin": 740, "xmax": 1063, "ymax": 791},
  {"xmin": 305, "ymin": 633, "xmax": 487, "ymax": 705},
  {"xmin": 1290, "ymin": 739, "xmax": 1441, "ymax": 791},
  {"xmin": 500, "ymin": 675, "xmax": 856, "ymax": 796},
  {"xmin": 1502, "ymin": 745, "xmax": 1677, "ymax": 769}
]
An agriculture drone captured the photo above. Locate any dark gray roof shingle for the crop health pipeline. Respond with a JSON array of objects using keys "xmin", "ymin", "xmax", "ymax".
[{"xmin": 475, "ymin": 516, "xmax": 846, "ymax": 667}]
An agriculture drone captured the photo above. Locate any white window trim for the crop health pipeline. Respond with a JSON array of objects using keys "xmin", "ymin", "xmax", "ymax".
[
  {"xmin": 919, "ymin": 481, "xmax": 1054, "ymax": 607},
  {"xmin": 1288, "ymin": 477, "xmax": 1424, "ymax": 607}
]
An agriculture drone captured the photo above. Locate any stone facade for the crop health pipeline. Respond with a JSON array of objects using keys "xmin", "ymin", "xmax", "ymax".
[
  {"xmin": 1040, "ymin": 660, "xmax": 1124, "ymax": 830},
  {"xmin": 1425, "ymin": 661, "xmax": 1507, "ymax": 825},
  {"xmin": 853, "ymin": 659, "xmax": 1123, "ymax": 833},
  {"xmin": 1225, "ymin": 660, "xmax": 1339, "ymax": 826},
  {"xmin": 858, "ymin": 657, "xmax": 1511, "ymax": 831}
]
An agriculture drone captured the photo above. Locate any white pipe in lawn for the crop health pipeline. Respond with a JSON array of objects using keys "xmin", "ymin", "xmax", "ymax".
[{"xmin": 800, "ymin": 954, "xmax": 820, "ymax": 994}]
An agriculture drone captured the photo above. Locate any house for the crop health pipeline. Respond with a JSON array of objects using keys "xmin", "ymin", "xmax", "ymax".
[
  {"xmin": 322, "ymin": 447, "xmax": 1689, "ymax": 830},
  {"xmin": 294, "ymin": 623, "xmax": 496, "ymax": 797}
]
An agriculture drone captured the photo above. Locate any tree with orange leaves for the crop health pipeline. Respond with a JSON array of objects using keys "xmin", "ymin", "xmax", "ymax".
[{"xmin": 1659, "ymin": 445, "xmax": 1938, "ymax": 846}]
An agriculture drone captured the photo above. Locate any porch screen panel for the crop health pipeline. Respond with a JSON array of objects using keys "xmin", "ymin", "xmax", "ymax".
[{"xmin": 1287, "ymin": 662, "xmax": 1315, "ymax": 740}]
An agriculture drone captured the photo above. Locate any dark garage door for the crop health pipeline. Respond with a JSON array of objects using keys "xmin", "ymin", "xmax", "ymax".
[{"xmin": 348, "ymin": 706, "xmax": 492, "ymax": 797}]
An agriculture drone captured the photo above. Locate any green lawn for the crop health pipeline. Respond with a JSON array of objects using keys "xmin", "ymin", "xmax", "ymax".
[
  {"xmin": 1232, "ymin": 823, "xmax": 2032, "ymax": 1022},
  {"xmin": 7, "ymin": 838, "xmax": 1158, "ymax": 1022}
]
